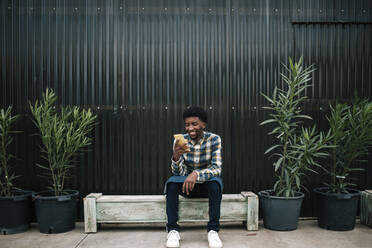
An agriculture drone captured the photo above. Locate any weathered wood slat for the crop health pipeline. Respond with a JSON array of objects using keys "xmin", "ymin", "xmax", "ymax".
[
  {"xmin": 97, "ymin": 202, "xmax": 166, "ymax": 221},
  {"xmin": 244, "ymin": 192, "xmax": 259, "ymax": 231},
  {"xmin": 87, "ymin": 193, "xmax": 103, "ymax": 199},
  {"xmin": 361, "ymin": 190, "xmax": 372, "ymax": 227},
  {"xmin": 97, "ymin": 195, "xmax": 165, "ymax": 202},
  {"xmin": 84, "ymin": 194, "xmax": 101, "ymax": 233},
  {"xmin": 96, "ymin": 218, "xmax": 246, "ymax": 223},
  {"xmin": 96, "ymin": 194, "xmax": 246, "ymax": 202},
  {"xmin": 179, "ymin": 200, "xmax": 246, "ymax": 221},
  {"xmin": 84, "ymin": 192, "xmax": 259, "ymax": 233}
]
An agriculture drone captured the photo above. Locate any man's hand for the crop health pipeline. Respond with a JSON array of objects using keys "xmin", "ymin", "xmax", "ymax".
[
  {"xmin": 172, "ymin": 139, "xmax": 190, "ymax": 161},
  {"xmin": 182, "ymin": 171, "xmax": 198, "ymax": 195}
]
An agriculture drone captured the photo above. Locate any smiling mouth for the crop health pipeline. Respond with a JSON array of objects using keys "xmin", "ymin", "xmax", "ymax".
[{"xmin": 189, "ymin": 131, "xmax": 196, "ymax": 136}]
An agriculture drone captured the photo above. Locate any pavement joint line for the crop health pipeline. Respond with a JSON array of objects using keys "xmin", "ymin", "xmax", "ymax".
[{"xmin": 74, "ymin": 233, "xmax": 89, "ymax": 248}]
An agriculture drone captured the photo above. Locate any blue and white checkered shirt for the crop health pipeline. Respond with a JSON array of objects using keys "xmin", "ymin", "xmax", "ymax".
[{"xmin": 171, "ymin": 131, "xmax": 222, "ymax": 182}]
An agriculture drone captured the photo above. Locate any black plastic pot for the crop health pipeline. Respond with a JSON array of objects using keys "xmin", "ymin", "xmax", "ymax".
[
  {"xmin": 0, "ymin": 190, "xmax": 33, "ymax": 235},
  {"xmin": 34, "ymin": 190, "xmax": 79, "ymax": 234},
  {"xmin": 259, "ymin": 190, "xmax": 304, "ymax": 231},
  {"xmin": 314, "ymin": 187, "xmax": 360, "ymax": 231}
]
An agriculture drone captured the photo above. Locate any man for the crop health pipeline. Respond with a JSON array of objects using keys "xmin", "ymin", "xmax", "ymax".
[{"xmin": 165, "ymin": 106, "xmax": 223, "ymax": 248}]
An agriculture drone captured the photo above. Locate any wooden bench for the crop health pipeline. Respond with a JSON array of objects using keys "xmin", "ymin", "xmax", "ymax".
[{"xmin": 84, "ymin": 192, "xmax": 258, "ymax": 233}]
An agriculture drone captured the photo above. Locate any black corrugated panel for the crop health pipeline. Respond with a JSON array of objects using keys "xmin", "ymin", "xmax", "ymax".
[{"xmin": 1, "ymin": 0, "xmax": 372, "ymax": 218}]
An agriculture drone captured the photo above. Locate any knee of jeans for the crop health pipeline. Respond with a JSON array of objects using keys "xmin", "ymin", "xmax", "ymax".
[
  {"xmin": 167, "ymin": 182, "xmax": 180, "ymax": 193},
  {"xmin": 207, "ymin": 181, "xmax": 221, "ymax": 194}
]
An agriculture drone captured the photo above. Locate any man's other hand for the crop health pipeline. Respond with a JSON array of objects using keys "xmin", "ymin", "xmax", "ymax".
[{"xmin": 182, "ymin": 171, "xmax": 198, "ymax": 195}]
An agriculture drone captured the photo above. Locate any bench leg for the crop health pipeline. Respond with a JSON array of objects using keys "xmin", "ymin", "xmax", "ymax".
[
  {"xmin": 361, "ymin": 190, "xmax": 372, "ymax": 227},
  {"xmin": 241, "ymin": 192, "xmax": 258, "ymax": 231},
  {"xmin": 84, "ymin": 193, "xmax": 102, "ymax": 233}
]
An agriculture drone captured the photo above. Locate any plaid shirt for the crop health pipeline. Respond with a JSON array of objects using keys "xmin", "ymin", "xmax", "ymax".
[{"xmin": 171, "ymin": 131, "xmax": 222, "ymax": 182}]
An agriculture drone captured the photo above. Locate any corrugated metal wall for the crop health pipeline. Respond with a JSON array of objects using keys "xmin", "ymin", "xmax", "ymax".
[{"xmin": 1, "ymin": 0, "xmax": 372, "ymax": 217}]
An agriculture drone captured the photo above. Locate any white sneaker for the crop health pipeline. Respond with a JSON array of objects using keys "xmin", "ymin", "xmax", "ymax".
[
  {"xmin": 166, "ymin": 230, "xmax": 180, "ymax": 248},
  {"xmin": 208, "ymin": 230, "xmax": 223, "ymax": 248}
]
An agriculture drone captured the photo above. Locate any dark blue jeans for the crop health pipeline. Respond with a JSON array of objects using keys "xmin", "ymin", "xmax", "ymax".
[{"xmin": 166, "ymin": 181, "xmax": 222, "ymax": 232}]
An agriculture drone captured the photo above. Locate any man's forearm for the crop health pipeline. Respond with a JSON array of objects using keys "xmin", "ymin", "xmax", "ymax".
[{"xmin": 194, "ymin": 165, "xmax": 221, "ymax": 182}]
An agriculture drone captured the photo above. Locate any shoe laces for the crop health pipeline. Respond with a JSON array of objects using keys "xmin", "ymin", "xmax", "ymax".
[
  {"xmin": 167, "ymin": 230, "xmax": 180, "ymax": 240},
  {"xmin": 208, "ymin": 230, "xmax": 221, "ymax": 242}
]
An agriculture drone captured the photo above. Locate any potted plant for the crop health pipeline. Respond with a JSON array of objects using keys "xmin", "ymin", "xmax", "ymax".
[
  {"xmin": 0, "ymin": 106, "xmax": 33, "ymax": 234},
  {"xmin": 259, "ymin": 57, "xmax": 332, "ymax": 231},
  {"xmin": 30, "ymin": 89, "xmax": 97, "ymax": 233},
  {"xmin": 314, "ymin": 100, "xmax": 372, "ymax": 231}
]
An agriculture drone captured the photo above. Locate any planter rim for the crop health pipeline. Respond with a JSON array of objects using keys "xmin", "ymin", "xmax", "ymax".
[
  {"xmin": 313, "ymin": 187, "xmax": 361, "ymax": 198},
  {"xmin": 258, "ymin": 189, "xmax": 304, "ymax": 200},
  {"xmin": 33, "ymin": 190, "xmax": 79, "ymax": 201},
  {"xmin": 0, "ymin": 190, "xmax": 34, "ymax": 201}
]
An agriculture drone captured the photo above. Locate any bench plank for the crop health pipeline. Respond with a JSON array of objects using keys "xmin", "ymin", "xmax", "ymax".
[
  {"xmin": 96, "ymin": 194, "xmax": 246, "ymax": 202},
  {"xmin": 179, "ymin": 201, "xmax": 246, "ymax": 221},
  {"xmin": 97, "ymin": 195, "xmax": 165, "ymax": 202},
  {"xmin": 97, "ymin": 202, "xmax": 166, "ymax": 222}
]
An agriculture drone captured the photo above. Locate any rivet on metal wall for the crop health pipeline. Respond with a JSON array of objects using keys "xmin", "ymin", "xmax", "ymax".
[
  {"xmin": 120, "ymin": 6, "xmax": 123, "ymax": 10},
  {"xmin": 253, "ymin": 8, "xmax": 256, "ymax": 12},
  {"xmin": 97, "ymin": 106, "xmax": 100, "ymax": 110},
  {"xmin": 297, "ymin": 9, "xmax": 301, "ymax": 13},
  {"xmin": 363, "ymin": 10, "xmax": 366, "ymax": 13},
  {"xmin": 274, "ymin": 9, "xmax": 278, "ymax": 12},
  {"xmin": 232, "ymin": 8, "xmax": 234, "ymax": 12},
  {"xmin": 209, "ymin": 106, "xmax": 212, "ymax": 110},
  {"xmin": 341, "ymin": 9, "xmax": 344, "ymax": 13},
  {"xmin": 254, "ymin": 106, "xmax": 257, "ymax": 110},
  {"xmin": 232, "ymin": 106, "xmax": 235, "ymax": 110},
  {"xmin": 53, "ymin": 7, "xmax": 56, "ymax": 11},
  {"xmin": 165, "ymin": 106, "xmax": 168, "ymax": 110},
  {"xmin": 120, "ymin": 106, "xmax": 123, "ymax": 109},
  {"xmin": 187, "ymin": 8, "xmax": 189, "ymax": 11},
  {"xmin": 74, "ymin": 8, "xmax": 78, "ymax": 11},
  {"xmin": 164, "ymin": 8, "xmax": 167, "ymax": 11},
  {"xmin": 8, "ymin": 6, "xmax": 11, "ymax": 10},
  {"xmin": 142, "ymin": 7, "xmax": 144, "ymax": 10},
  {"xmin": 97, "ymin": 8, "xmax": 101, "ymax": 11},
  {"xmin": 319, "ymin": 9, "xmax": 323, "ymax": 13},
  {"xmin": 320, "ymin": 107, "xmax": 323, "ymax": 111}
]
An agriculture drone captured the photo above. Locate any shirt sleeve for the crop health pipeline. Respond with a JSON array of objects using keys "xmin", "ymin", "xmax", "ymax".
[
  {"xmin": 194, "ymin": 135, "xmax": 222, "ymax": 182},
  {"xmin": 170, "ymin": 139, "xmax": 186, "ymax": 176},
  {"xmin": 171, "ymin": 156, "xmax": 186, "ymax": 176}
]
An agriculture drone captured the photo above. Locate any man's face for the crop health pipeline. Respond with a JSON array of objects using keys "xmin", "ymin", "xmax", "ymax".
[{"xmin": 184, "ymin": 116, "xmax": 206, "ymax": 141}]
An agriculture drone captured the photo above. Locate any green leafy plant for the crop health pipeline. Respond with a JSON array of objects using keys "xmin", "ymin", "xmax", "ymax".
[
  {"xmin": 261, "ymin": 57, "xmax": 332, "ymax": 197},
  {"xmin": 324, "ymin": 99, "xmax": 372, "ymax": 193},
  {"xmin": 30, "ymin": 89, "xmax": 97, "ymax": 196},
  {"xmin": 0, "ymin": 106, "xmax": 20, "ymax": 197}
]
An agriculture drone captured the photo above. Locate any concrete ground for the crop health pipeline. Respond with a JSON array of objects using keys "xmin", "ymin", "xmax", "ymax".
[{"xmin": 1, "ymin": 220, "xmax": 371, "ymax": 248}]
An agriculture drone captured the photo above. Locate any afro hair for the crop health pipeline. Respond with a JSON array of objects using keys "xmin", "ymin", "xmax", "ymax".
[{"xmin": 183, "ymin": 106, "xmax": 208, "ymax": 123}]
